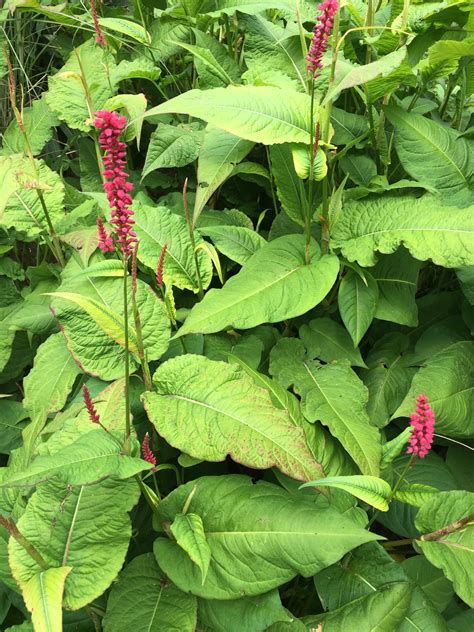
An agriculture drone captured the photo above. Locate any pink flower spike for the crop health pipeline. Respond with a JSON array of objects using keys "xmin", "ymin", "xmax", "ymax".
[
  {"xmin": 156, "ymin": 243, "xmax": 168, "ymax": 289},
  {"xmin": 91, "ymin": 0, "xmax": 105, "ymax": 46},
  {"xmin": 306, "ymin": 0, "xmax": 339, "ymax": 78},
  {"xmin": 97, "ymin": 217, "xmax": 114, "ymax": 252},
  {"xmin": 407, "ymin": 394, "xmax": 435, "ymax": 458},
  {"xmin": 142, "ymin": 433, "xmax": 157, "ymax": 471},
  {"xmin": 82, "ymin": 385, "xmax": 100, "ymax": 424},
  {"xmin": 94, "ymin": 110, "xmax": 137, "ymax": 257}
]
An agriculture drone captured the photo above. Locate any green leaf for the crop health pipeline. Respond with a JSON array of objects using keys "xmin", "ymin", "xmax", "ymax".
[
  {"xmin": 299, "ymin": 318, "xmax": 366, "ymax": 368},
  {"xmin": 178, "ymin": 235, "xmax": 339, "ymax": 336},
  {"xmin": 394, "ymin": 483, "xmax": 440, "ymax": 508},
  {"xmin": 143, "ymin": 354, "xmax": 324, "ymax": 482},
  {"xmin": 23, "ymin": 567, "xmax": 71, "ymax": 632},
  {"xmin": 134, "ymin": 203, "xmax": 212, "ymax": 292},
  {"xmin": 103, "ymin": 553, "xmax": 197, "ymax": 632},
  {"xmin": 103, "ymin": 94, "xmax": 147, "ymax": 148},
  {"xmin": 0, "ymin": 400, "xmax": 27, "ymax": 454},
  {"xmin": 23, "ymin": 333, "xmax": 81, "ymax": 422},
  {"xmin": 192, "ymin": 29, "xmax": 242, "ymax": 88},
  {"xmin": 301, "ymin": 476, "xmax": 391, "ymax": 511},
  {"xmin": 340, "ymin": 153, "xmax": 377, "ymax": 187},
  {"xmin": 9, "ymin": 476, "xmax": 140, "ymax": 610},
  {"xmin": 394, "ymin": 341, "xmax": 474, "ymax": 438},
  {"xmin": 98, "ymin": 17, "xmax": 150, "ymax": 43},
  {"xmin": 1, "ymin": 430, "xmax": 151, "ymax": 488},
  {"xmin": 324, "ymin": 48, "xmax": 407, "ymax": 104},
  {"xmin": 176, "ymin": 41, "xmax": 237, "ymax": 86},
  {"xmin": 416, "ymin": 491, "xmax": 474, "ymax": 607},
  {"xmin": 46, "ymin": 40, "xmax": 115, "ymax": 132},
  {"xmin": 331, "ymin": 194, "xmax": 474, "ymax": 268},
  {"xmin": 198, "ymin": 225, "xmax": 266, "ymax": 265},
  {"xmin": 198, "ymin": 590, "xmax": 291, "ymax": 631},
  {"xmin": 312, "ymin": 582, "xmax": 412, "ymax": 630},
  {"xmin": 385, "ymin": 105, "xmax": 473, "ymax": 207},
  {"xmin": 144, "ymin": 86, "xmax": 313, "ymax": 145},
  {"xmin": 269, "ymin": 144, "xmax": 306, "ymax": 226},
  {"xmin": 0, "ymin": 154, "xmax": 65, "ymax": 237},
  {"xmin": 171, "ymin": 513, "xmax": 211, "ymax": 584},
  {"xmin": 205, "ymin": 0, "xmax": 298, "ymax": 16},
  {"xmin": 371, "ymin": 248, "xmax": 421, "ymax": 327},
  {"xmin": 402, "ymin": 555, "xmax": 454, "ymax": 613},
  {"xmin": 193, "ymin": 127, "xmax": 254, "ymax": 223},
  {"xmin": 111, "ymin": 57, "xmax": 161, "ymax": 84},
  {"xmin": 270, "ymin": 340, "xmax": 381, "ymax": 476},
  {"xmin": 338, "ymin": 269, "xmax": 379, "ymax": 346},
  {"xmin": 52, "ymin": 276, "xmax": 170, "ymax": 380},
  {"xmin": 1, "ymin": 95, "xmax": 59, "ymax": 155},
  {"xmin": 154, "ymin": 475, "xmax": 379, "ymax": 599},
  {"xmin": 143, "ymin": 124, "xmax": 202, "ymax": 178}
]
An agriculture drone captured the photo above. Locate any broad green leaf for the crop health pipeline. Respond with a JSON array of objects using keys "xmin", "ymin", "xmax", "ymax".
[
  {"xmin": 192, "ymin": 29, "xmax": 242, "ymax": 88},
  {"xmin": 205, "ymin": 0, "xmax": 298, "ymax": 16},
  {"xmin": 402, "ymin": 555, "xmax": 454, "ymax": 613},
  {"xmin": 312, "ymin": 582, "xmax": 412, "ymax": 630},
  {"xmin": 143, "ymin": 354, "xmax": 324, "ymax": 481},
  {"xmin": 111, "ymin": 57, "xmax": 161, "ymax": 84},
  {"xmin": 416, "ymin": 491, "xmax": 474, "ymax": 607},
  {"xmin": 324, "ymin": 48, "xmax": 407, "ymax": 104},
  {"xmin": 301, "ymin": 476, "xmax": 391, "ymax": 511},
  {"xmin": 394, "ymin": 341, "xmax": 474, "ymax": 438},
  {"xmin": 270, "ymin": 339, "xmax": 381, "ymax": 476},
  {"xmin": 394, "ymin": 483, "xmax": 440, "ymax": 507},
  {"xmin": 1, "ymin": 95, "xmax": 59, "ymax": 155},
  {"xmin": 154, "ymin": 475, "xmax": 379, "ymax": 599},
  {"xmin": 103, "ymin": 553, "xmax": 197, "ymax": 632},
  {"xmin": 176, "ymin": 41, "xmax": 237, "ymax": 86},
  {"xmin": 134, "ymin": 203, "xmax": 213, "ymax": 292},
  {"xmin": 198, "ymin": 590, "xmax": 291, "ymax": 631},
  {"xmin": 23, "ymin": 333, "xmax": 81, "ymax": 422},
  {"xmin": 0, "ymin": 400, "xmax": 27, "ymax": 454},
  {"xmin": 340, "ymin": 153, "xmax": 377, "ymax": 187},
  {"xmin": 178, "ymin": 235, "xmax": 339, "ymax": 336},
  {"xmin": 23, "ymin": 567, "xmax": 71, "ymax": 632},
  {"xmin": 98, "ymin": 17, "xmax": 150, "ymax": 43},
  {"xmin": 171, "ymin": 513, "xmax": 211, "ymax": 584},
  {"xmin": 339, "ymin": 269, "xmax": 378, "ymax": 346},
  {"xmin": 198, "ymin": 225, "xmax": 266, "ymax": 265},
  {"xmin": 331, "ymin": 194, "xmax": 474, "ymax": 268},
  {"xmin": 9, "ymin": 476, "xmax": 140, "ymax": 610},
  {"xmin": 457, "ymin": 266, "xmax": 474, "ymax": 305},
  {"xmin": 1, "ymin": 430, "xmax": 151, "ymax": 488},
  {"xmin": 0, "ymin": 154, "xmax": 65, "ymax": 237},
  {"xmin": 46, "ymin": 40, "xmax": 115, "ymax": 132},
  {"xmin": 291, "ymin": 144, "xmax": 327, "ymax": 181},
  {"xmin": 52, "ymin": 276, "xmax": 170, "ymax": 380},
  {"xmin": 269, "ymin": 144, "xmax": 306, "ymax": 226},
  {"xmin": 299, "ymin": 318, "xmax": 366, "ymax": 368},
  {"xmin": 193, "ymin": 127, "xmax": 254, "ymax": 223},
  {"xmin": 269, "ymin": 340, "xmax": 381, "ymax": 476},
  {"xmin": 144, "ymin": 87, "xmax": 313, "ymax": 145},
  {"xmin": 385, "ymin": 105, "xmax": 473, "ymax": 207},
  {"xmin": 314, "ymin": 541, "xmax": 448, "ymax": 631},
  {"xmin": 143, "ymin": 124, "xmax": 202, "ymax": 178},
  {"xmin": 363, "ymin": 333, "xmax": 413, "ymax": 429},
  {"xmin": 371, "ymin": 249, "xmax": 421, "ymax": 327},
  {"xmin": 331, "ymin": 107, "xmax": 368, "ymax": 145}
]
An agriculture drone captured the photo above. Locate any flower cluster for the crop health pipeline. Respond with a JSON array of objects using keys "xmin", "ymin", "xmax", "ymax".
[
  {"xmin": 94, "ymin": 110, "xmax": 136, "ymax": 256},
  {"xmin": 97, "ymin": 216, "xmax": 114, "ymax": 253},
  {"xmin": 306, "ymin": 0, "xmax": 339, "ymax": 78},
  {"xmin": 82, "ymin": 384, "xmax": 100, "ymax": 424},
  {"xmin": 141, "ymin": 432, "xmax": 157, "ymax": 470},
  {"xmin": 156, "ymin": 243, "xmax": 168, "ymax": 289},
  {"xmin": 407, "ymin": 394, "xmax": 435, "ymax": 458}
]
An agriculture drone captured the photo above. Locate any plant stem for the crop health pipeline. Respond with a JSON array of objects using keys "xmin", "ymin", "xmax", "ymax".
[
  {"xmin": 131, "ymin": 246, "xmax": 153, "ymax": 391},
  {"xmin": 305, "ymin": 78, "xmax": 316, "ymax": 264},
  {"xmin": 123, "ymin": 254, "xmax": 132, "ymax": 454},
  {"xmin": 368, "ymin": 456, "xmax": 415, "ymax": 528},
  {"xmin": 0, "ymin": 516, "xmax": 49, "ymax": 570}
]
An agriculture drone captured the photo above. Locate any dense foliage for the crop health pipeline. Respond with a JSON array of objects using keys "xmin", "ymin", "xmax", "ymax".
[{"xmin": 0, "ymin": 0, "xmax": 473, "ymax": 630}]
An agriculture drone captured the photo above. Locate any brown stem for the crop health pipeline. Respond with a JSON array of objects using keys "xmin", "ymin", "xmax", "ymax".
[
  {"xmin": 0, "ymin": 516, "xmax": 49, "ymax": 570},
  {"xmin": 420, "ymin": 514, "xmax": 473, "ymax": 541}
]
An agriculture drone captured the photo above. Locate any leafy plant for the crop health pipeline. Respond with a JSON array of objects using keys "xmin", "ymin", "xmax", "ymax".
[{"xmin": 0, "ymin": 0, "xmax": 473, "ymax": 630}]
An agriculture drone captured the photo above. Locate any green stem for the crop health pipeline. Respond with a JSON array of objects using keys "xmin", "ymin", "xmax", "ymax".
[
  {"xmin": 368, "ymin": 456, "xmax": 415, "ymax": 528},
  {"xmin": 305, "ymin": 79, "xmax": 316, "ymax": 264},
  {"xmin": 0, "ymin": 516, "xmax": 49, "ymax": 570},
  {"xmin": 123, "ymin": 255, "xmax": 132, "ymax": 453},
  {"xmin": 183, "ymin": 179, "xmax": 204, "ymax": 299}
]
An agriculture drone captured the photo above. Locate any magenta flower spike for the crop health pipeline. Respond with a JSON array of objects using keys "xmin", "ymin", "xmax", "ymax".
[
  {"xmin": 407, "ymin": 394, "xmax": 435, "ymax": 458},
  {"xmin": 94, "ymin": 110, "xmax": 137, "ymax": 257},
  {"xmin": 156, "ymin": 243, "xmax": 168, "ymax": 289},
  {"xmin": 82, "ymin": 384, "xmax": 100, "ymax": 424},
  {"xmin": 97, "ymin": 216, "xmax": 114, "ymax": 253},
  {"xmin": 307, "ymin": 0, "xmax": 339, "ymax": 78},
  {"xmin": 142, "ymin": 432, "xmax": 157, "ymax": 470},
  {"xmin": 91, "ymin": 0, "xmax": 105, "ymax": 46}
]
